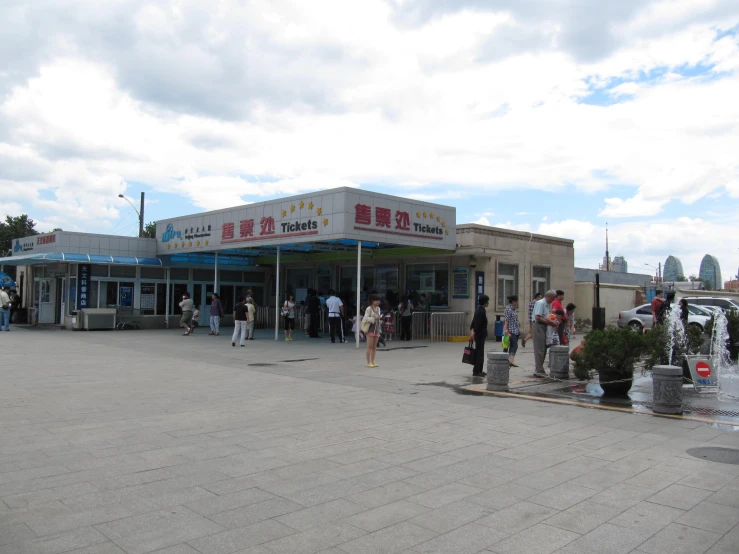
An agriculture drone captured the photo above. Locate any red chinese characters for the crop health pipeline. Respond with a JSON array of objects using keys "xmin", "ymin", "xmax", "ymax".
[
  {"xmin": 355, "ymin": 204, "xmax": 372, "ymax": 225},
  {"xmin": 260, "ymin": 216, "xmax": 275, "ymax": 235},
  {"xmin": 394, "ymin": 210, "xmax": 411, "ymax": 231},
  {"xmin": 240, "ymin": 219, "xmax": 254, "ymax": 238},
  {"xmin": 37, "ymin": 235, "xmax": 56, "ymax": 245},
  {"xmin": 221, "ymin": 222, "xmax": 235, "ymax": 241},
  {"xmin": 375, "ymin": 207, "xmax": 391, "ymax": 228}
]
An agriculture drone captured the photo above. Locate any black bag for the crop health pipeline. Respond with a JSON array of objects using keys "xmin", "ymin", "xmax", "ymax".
[{"xmin": 462, "ymin": 340, "xmax": 476, "ymax": 365}]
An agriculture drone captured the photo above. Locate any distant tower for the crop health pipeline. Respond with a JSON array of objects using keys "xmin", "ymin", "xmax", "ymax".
[
  {"xmin": 612, "ymin": 256, "xmax": 628, "ymax": 273},
  {"xmin": 599, "ymin": 223, "xmax": 612, "ymax": 271},
  {"xmin": 663, "ymin": 256, "xmax": 684, "ymax": 281},
  {"xmin": 699, "ymin": 255, "xmax": 722, "ymax": 290}
]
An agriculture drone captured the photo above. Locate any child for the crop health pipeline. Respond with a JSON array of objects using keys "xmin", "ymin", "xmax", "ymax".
[
  {"xmin": 547, "ymin": 309, "xmax": 564, "ymax": 368},
  {"xmin": 191, "ymin": 306, "xmax": 200, "ymax": 329}
]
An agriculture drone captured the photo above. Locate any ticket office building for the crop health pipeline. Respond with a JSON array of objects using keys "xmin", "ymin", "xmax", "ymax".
[{"xmin": 3, "ymin": 188, "xmax": 574, "ymax": 330}]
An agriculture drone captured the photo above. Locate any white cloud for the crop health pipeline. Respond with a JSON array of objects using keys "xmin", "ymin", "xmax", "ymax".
[{"xmin": 470, "ymin": 216, "xmax": 490, "ymax": 225}]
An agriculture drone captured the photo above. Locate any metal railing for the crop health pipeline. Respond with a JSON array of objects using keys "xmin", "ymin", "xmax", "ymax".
[
  {"xmin": 430, "ymin": 312, "xmax": 469, "ymax": 342},
  {"xmin": 255, "ymin": 306, "xmax": 275, "ymax": 329},
  {"xmin": 412, "ymin": 311, "xmax": 432, "ymax": 341}
]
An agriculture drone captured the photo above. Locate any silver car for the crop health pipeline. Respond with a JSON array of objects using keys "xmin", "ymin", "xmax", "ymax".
[{"xmin": 617, "ymin": 303, "xmax": 712, "ymax": 332}]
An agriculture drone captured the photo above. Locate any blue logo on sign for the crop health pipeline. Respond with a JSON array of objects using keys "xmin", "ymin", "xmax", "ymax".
[
  {"xmin": 161, "ymin": 224, "xmax": 182, "ymax": 243},
  {"xmin": 13, "ymin": 240, "xmax": 22, "ymax": 252}
]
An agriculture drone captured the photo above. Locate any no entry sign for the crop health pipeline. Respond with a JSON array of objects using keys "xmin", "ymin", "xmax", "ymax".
[{"xmin": 695, "ymin": 361, "xmax": 711, "ymax": 378}]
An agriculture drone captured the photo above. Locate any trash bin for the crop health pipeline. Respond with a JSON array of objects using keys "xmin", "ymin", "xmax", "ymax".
[{"xmin": 494, "ymin": 315, "xmax": 504, "ymax": 342}]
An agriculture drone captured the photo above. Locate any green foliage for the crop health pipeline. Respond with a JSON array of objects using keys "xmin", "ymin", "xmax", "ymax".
[
  {"xmin": 571, "ymin": 349, "xmax": 591, "ymax": 381},
  {"xmin": 0, "ymin": 214, "xmax": 38, "ymax": 256},
  {"xmin": 705, "ymin": 310, "xmax": 739, "ymax": 345},
  {"xmin": 643, "ymin": 323, "xmax": 704, "ymax": 371},
  {"xmin": 676, "ymin": 275, "xmax": 687, "ymax": 282},
  {"xmin": 143, "ymin": 221, "xmax": 157, "ymax": 239},
  {"xmin": 579, "ymin": 327, "xmax": 647, "ymax": 378}
]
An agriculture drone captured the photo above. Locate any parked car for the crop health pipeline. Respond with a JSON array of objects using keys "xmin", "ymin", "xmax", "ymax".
[
  {"xmin": 617, "ymin": 303, "xmax": 712, "ymax": 332},
  {"xmin": 678, "ymin": 296, "xmax": 739, "ymax": 313}
]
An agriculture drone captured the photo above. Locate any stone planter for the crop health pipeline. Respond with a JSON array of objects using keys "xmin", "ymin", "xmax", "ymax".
[
  {"xmin": 487, "ymin": 352, "xmax": 510, "ymax": 392},
  {"xmin": 599, "ymin": 373, "xmax": 634, "ymax": 396},
  {"xmin": 652, "ymin": 365, "xmax": 684, "ymax": 414},
  {"xmin": 549, "ymin": 346, "xmax": 570, "ymax": 380}
]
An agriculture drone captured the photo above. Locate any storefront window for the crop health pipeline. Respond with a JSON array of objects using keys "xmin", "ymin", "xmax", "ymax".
[
  {"xmin": 532, "ymin": 266, "xmax": 550, "ymax": 298},
  {"xmin": 110, "ymin": 266, "xmax": 136, "ymax": 278},
  {"xmin": 91, "ymin": 265, "xmax": 108, "ymax": 277},
  {"xmin": 156, "ymin": 283, "xmax": 166, "ymax": 315},
  {"xmin": 406, "ymin": 263, "xmax": 449, "ymax": 308},
  {"xmin": 141, "ymin": 283, "xmax": 156, "ymax": 315},
  {"xmin": 89, "ymin": 281, "xmax": 99, "ymax": 308},
  {"xmin": 376, "ymin": 266, "xmax": 399, "ymax": 297},
  {"xmin": 498, "ymin": 263, "xmax": 519, "ymax": 308},
  {"xmin": 220, "ymin": 285, "xmax": 234, "ymax": 313}
]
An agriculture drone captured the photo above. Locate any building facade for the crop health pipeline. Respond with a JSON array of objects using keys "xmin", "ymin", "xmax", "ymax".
[
  {"xmin": 699, "ymin": 254, "xmax": 722, "ymax": 291},
  {"xmin": 663, "ymin": 255, "xmax": 685, "ymax": 282}
]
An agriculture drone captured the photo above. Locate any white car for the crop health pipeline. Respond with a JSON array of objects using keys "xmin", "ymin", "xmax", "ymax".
[{"xmin": 617, "ymin": 303, "xmax": 712, "ymax": 332}]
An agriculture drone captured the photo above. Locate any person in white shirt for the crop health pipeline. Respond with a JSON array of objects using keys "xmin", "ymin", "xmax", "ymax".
[
  {"xmin": 326, "ymin": 289, "xmax": 345, "ymax": 343},
  {"xmin": 0, "ymin": 286, "xmax": 11, "ymax": 332}
]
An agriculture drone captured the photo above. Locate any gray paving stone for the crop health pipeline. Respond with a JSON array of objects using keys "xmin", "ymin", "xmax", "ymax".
[
  {"xmin": 707, "ymin": 486, "xmax": 739, "ymax": 509},
  {"xmin": 554, "ymin": 523, "xmax": 651, "ymax": 554},
  {"xmin": 210, "ymin": 497, "xmax": 306, "ymax": 528},
  {"xmin": 639, "ymin": 523, "xmax": 722, "ymax": 554},
  {"xmin": 408, "ymin": 483, "xmax": 481, "ymax": 509},
  {"xmin": 262, "ymin": 522, "xmax": 366, "ymax": 553},
  {"xmin": 188, "ymin": 519, "xmax": 297, "ymax": 554},
  {"xmin": 336, "ymin": 521, "xmax": 438, "ymax": 554},
  {"xmin": 0, "ymin": 521, "xmax": 36, "ymax": 546},
  {"xmin": 487, "ymin": 522, "xmax": 579, "ymax": 554},
  {"xmin": 413, "ymin": 522, "xmax": 509, "ymax": 554},
  {"xmin": 588, "ymin": 483, "xmax": 656, "ymax": 510},
  {"xmin": 346, "ymin": 481, "xmax": 426, "ymax": 509},
  {"xmin": 65, "ymin": 542, "xmax": 128, "ymax": 554},
  {"xmin": 675, "ymin": 501, "xmax": 739, "ymax": 534},
  {"xmin": 0, "ymin": 526, "xmax": 108, "ymax": 554},
  {"xmin": 528, "ymin": 483, "xmax": 597, "ymax": 510},
  {"xmin": 647, "ymin": 484, "xmax": 713, "ymax": 511},
  {"xmin": 543, "ymin": 500, "xmax": 624, "ymax": 535},
  {"xmin": 276, "ymin": 499, "xmax": 366, "ymax": 531},
  {"xmin": 706, "ymin": 524, "xmax": 739, "ymax": 554},
  {"xmin": 608, "ymin": 501, "xmax": 685, "ymax": 535},
  {"xmin": 341, "ymin": 500, "xmax": 430, "ymax": 532},
  {"xmin": 477, "ymin": 500, "xmax": 559, "ymax": 534},
  {"xmin": 184, "ymin": 487, "xmax": 277, "ymax": 516},
  {"xmin": 408, "ymin": 499, "xmax": 494, "ymax": 534},
  {"xmin": 282, "ymin": 480, "xmax": 374, "ymax": 507}
]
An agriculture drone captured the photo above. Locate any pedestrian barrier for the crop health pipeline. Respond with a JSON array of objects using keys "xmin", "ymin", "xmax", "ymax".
[
  {"xmin": 430, "ymin": 312, "xmax": 469, "ymax": 342},
  {"xmin": 411, "ymin": 311, "xmax": 432, "ymax": 341},
  {"xmin": 255, "ymin": 306, "xmax": 275, "ymax": 329}
]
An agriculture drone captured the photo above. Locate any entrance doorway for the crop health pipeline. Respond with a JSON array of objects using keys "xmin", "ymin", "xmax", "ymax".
[{"xmin": 37, "ymin": 278, "xmax": 57, "ymax": 324}]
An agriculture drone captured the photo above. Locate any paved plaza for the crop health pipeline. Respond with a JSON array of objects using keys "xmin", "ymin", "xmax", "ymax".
[{"xmin": 2, "ymin": 327, "xmax": 739, "ymax": 554}]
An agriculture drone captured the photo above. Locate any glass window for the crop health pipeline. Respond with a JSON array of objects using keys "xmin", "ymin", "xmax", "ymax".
[
  {"xmin": 406, "ymin": 263, "xmax": 449, "ymax": 308},
  {"xmin": 377, "ymin": 266, "xmax": 399, "ymax": 296},
  {"xmin": 141, "ymin": 267, "xmax": 165, "ymax": 279},
  {"xmin": 220, "ymin": 285, "xmax": 234, "ymax": 313},
  {"xmin": 169, "ymin": 268, "xmax": 189, "ymax": 280},
  {"xmin": 156, "ymin": 283, "xmax": 166, "ymax": 315},
  {"xmin": 89, "ymin": 280, "xmax": 99, "ymax": 308},
  {"xmin": 193, "ymin": 284, "xmax": 203, "ymax": 311},
  {"xmin": 141, "ymin": 283, "xmax": 156, "ymax": 315},
  {"xmin": 101, "ymin": 282, "xmax": 118, "ymax": 307},
  {"xmin": 193, "ymin": 269, "xmax": 213, "ymax": 282},
  {"xmin": 91, "ymin": 265, "xmax": 108, "ymax": 277},
  {"xmin": 532, "ymin": 266, "xmax": 550, "ymax": 298},
  {"xmin": 221, "ymin": 270, "xmax": 242, "ymax": 282},
  {"xmin": 171, "ymin": 283, "xmax": 189, "ymax": 314},
  {"xmin": 110, "ymin": 266, "xmax": 136, "ymax": 278},
  {"xmin": 243, "ymin": 272, "xmax": 265, "ymax": 283},
  {"xmin": 498, "ymin": 263, "xmax": 519, "ymax": 308}
]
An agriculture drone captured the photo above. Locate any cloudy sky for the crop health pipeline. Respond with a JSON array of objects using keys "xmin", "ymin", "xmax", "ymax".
[{"xmin": 1, "ymin": 0, "xmax": 738, "ymax": 279}]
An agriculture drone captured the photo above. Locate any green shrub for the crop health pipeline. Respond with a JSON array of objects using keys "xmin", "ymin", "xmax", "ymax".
[{"xmin": 579, "ymin": 327, "xmax": 647, "ymax": 378}]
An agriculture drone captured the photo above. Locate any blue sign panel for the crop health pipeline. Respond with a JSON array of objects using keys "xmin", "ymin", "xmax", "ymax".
[
  {"xmin": 475, "ymin": 271, "xmax": 485, "ymax": 306},
  {"xmin": 77, "ymin": 264, "xmax": 90, "ymax": 309}
]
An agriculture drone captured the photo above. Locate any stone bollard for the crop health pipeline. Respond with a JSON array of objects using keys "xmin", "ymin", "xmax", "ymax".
[
  {"xmin": 487, "ymin": 352, "xmax": 510, "ymax": 392},
  {"xmin": 652, "ymin": 365, "xmax": 684, "ymax": 414},
  {"xmin": 549, "ymin": 346, "xmax": 570, "ymax": 380}
]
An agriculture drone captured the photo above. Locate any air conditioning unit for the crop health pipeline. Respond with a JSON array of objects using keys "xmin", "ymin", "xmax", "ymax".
[{"xmin": 81, "ymin": 309, "xmax": 116, "ymax": 330}]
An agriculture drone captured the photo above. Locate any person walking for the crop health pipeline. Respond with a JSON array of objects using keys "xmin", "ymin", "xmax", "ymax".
[
  {"xmin": 245, "ymin": 297, "xmax": 256, "ymax": 340},
  {"xmin": 503, "ymin": 295, "xmax": 521, "ymax": 368},
  {"xmin": 533, "ymin": 290, "xmax": 558, "ymax": 377},
  {"xmin": 8, "ymin": 288, "xmax": 19, "ymax": 323},
  {"xmin": 522, "ymin": 292, "xmax": 542, "ymax": 348},
  {"xmin": 232, "ymin": 296, "xmax": 248, "ymax": 347},
  {"xmin": 398, "ymin": 295, "xmax": 413, "ymax": 341},
  {"xmin": 469, "ymin": 294, "xmax": 490, "ymax": 377},
  {"xmin": 326, "ymin": 290, "xmax": 345, "ymax": 343},
  {"xmin": 363, "ymin": 294, "xmax": 382, "ymax": 367},
  {"xmin": 283, "ymin": 294, "xmax": 296, "ymax": 341},
  {"xmin": 678, "ymin": 298, "xmax": 689, "ymax": 327},
  {"xmin": 308, "ymin": 289, "xmax": 321, "ymax": 338},
  {"xmin": 565, "ymin": 303, "xmax": 577, "ymax": 343},
  {"xmin": 0, "ymin": 286, "xmax": 11, "ymax": 332},
  {"xmin": 209, "ymin": 293, "xmax": 223, "ymax": 335},
  {"xmin": 179, "ymin": 292, "xmax": 194, "ymax": 336}
]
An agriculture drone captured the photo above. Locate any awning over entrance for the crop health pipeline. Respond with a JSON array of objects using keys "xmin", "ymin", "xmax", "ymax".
[{"xmin": 0, "ymin": 252, "xmax": 165, "ymax": 266}]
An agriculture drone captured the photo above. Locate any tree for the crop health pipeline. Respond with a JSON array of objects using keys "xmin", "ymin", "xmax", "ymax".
[
  {"xmin": 0, "ymin": 215, "xmax": 38, "ymax": 256},
  {"xmin": 676, "ymin": 275, "xmax": 687, "ymax": 282},
  {"xmin": 143, "ymin": 221, "xmax": 157, "ymax": 239}
]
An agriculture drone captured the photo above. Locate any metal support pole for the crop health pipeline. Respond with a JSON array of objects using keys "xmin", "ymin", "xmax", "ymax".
[
  {"xmin": 139, "ymin": 192, "xmax": 145, "ymax": 238},
  {"xmin": 165, "ymin": 267, "xmax": 170, "ymax": 328},
  {"xmin": 275, "ymin": 247, "xmax": 280, "ymax": 340},
  {"xmin": 356, "ymin": 241, "xmax": 361, "ymax": 349},
  {"xmin": 214, "ymin": 253, "xmax": 219, "ymax": 292}
]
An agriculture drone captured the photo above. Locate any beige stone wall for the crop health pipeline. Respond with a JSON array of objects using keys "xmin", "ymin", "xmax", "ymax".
[{"xmin": 575, "ymin": 282, "xmax": 642, "ymax": 326}]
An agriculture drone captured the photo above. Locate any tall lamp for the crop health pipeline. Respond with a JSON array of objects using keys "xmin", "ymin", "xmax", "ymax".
[{"xmin": 117, "ymin": 193, "xmax": 145, "ymax": 237}]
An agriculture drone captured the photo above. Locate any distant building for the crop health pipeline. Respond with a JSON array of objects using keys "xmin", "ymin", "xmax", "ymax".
[
  {"xmin": 725, "ymin": 280, "xmax": 739, "ymax": 292},
  {"xmin": 699, "ymin": 254, "xmax": 722, "ymax": 290},
  {"xmin": 663, "ymin": 255, "xmax": 684, "ymax": 282},
  {"xmin": 611, "ymin": 256, "xmax": 628, "ymax": 273}
]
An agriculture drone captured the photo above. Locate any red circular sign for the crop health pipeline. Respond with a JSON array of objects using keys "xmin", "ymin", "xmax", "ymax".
[{"xmin": 696, "ymin": 361, "xmax": 711, "ymax": 378}]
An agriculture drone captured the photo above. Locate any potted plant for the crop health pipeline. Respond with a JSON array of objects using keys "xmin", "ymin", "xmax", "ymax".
[{"xmin": 576, "ymin": 327, "xmax": 647, "ymax": 396}]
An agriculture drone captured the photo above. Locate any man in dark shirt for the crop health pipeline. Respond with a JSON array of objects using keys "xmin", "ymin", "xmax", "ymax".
[
  {"xmin": 232, "ymin": 296, "xmax": 248, "ymax": 347},
  {"xmin": 307, "ymin": 289, "xmax": 321, "ymax": 338},
  {"xmin": 469, "ymin": 294, "xmax": 490, "ymax": 377}
]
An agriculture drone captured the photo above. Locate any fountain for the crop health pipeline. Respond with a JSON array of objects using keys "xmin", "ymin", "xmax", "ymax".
[{"xmin": 710, "ymin": 312, "xmax": 739, "ymax": 400}]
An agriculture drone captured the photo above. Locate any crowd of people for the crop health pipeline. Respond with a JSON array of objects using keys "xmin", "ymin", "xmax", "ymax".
[{"xmin": 469, "ymin": 289, "xmax": 576, "ymax": 378}]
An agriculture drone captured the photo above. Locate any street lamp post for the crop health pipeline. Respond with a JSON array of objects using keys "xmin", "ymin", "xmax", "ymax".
[
  {"xmin": 644, "ymin": 263, "xmax": 662, "ymax": 282},
  {"xmin": 118, "ymin": 192, "xmax": 145, "ymax": 237}
]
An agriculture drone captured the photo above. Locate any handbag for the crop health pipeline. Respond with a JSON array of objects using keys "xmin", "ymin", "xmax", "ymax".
[
  {"xmin": 502, "ymin": 334, "xmax": 510, "ymax": 350},
  {"xmin": 462, "ymin": 340, "xmax": 476, "ymax": 365}
]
